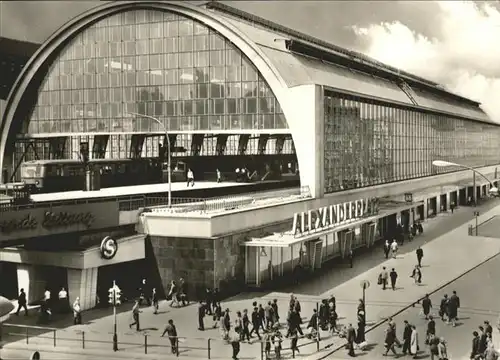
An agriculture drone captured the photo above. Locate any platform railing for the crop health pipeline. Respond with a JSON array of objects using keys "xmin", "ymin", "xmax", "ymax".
[
  {"xmin": 0, "ymin": 321, "xmax": 325, "ymax": 359},
  {"xmin": 138, "ymin": 186, "xmax": 311, "ymax": 214},
  {"xmin": 0, "ymin": 186, "xmax": 310, "ymax": 213}
]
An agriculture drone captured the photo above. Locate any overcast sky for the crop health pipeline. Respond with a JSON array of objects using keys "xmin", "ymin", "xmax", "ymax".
[{"xmin": 2, "ymin": 1, "xmax": 500, "ymax": 121}]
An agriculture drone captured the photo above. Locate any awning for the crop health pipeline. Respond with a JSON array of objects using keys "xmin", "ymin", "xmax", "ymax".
[
  {"xmin": 458, "ymin": 177, "xmax": 500, "ymax": 188},
  {"xmin": 243, "ymin": 201, "xmax": 422, "ymax": 248}
]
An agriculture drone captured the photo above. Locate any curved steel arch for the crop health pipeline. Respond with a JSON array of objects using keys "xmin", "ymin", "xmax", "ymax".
[{"xmin": 0, "ymin": 0, "xmax": 291, "ymax": 177}]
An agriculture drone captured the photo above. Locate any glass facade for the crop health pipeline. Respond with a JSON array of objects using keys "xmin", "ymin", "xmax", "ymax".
[
  {"xmin": 324, "ymin": 92, "xmax": 500, "ymax": 193},
  {"xmin": 27, "ymin": 9, "xmax": 286, "ymax": 136}
]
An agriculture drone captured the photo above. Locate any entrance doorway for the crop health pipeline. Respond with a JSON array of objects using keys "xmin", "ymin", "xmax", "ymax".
[
  {"xmin": 0, "ymin": 262, "xmax": 18, "ymax": 299},
  {"xmin": 459, "ymin": 189, "xmax": 466, "ymax": 205},
  {"xmin": 440, "ymin": 194, "xmax": 447, "ymax": 212},
  {"xmin": 427, "ymin": 197, "xmax": 437, "ymax": 218}
]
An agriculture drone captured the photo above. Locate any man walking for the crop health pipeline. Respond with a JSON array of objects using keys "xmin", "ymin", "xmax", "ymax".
[
  {"xmin": 383, "ymin": 240, "xmax": 390, "ymax": 259},
  {"xmin": 421, "ymin": 294, "xmax": 432, "ymax": 320},
  {"xmin": 402, "ymin": 320, "xmax": 412, "ymax": 356},
  {"xmin": 390, "ymin": 239, "xmax": 398, "ymax": 258},
  {"xmin": 416, "ymin": 247, "xmax": 424, "ymax": 268},
  {"xmin": 161, "ymin": 319, "xmax": 178, "ymax": 355},
  {"xmin": 389, "ymin": 268, "xmax": 398, "ymax": 291},
  {"xmin": 16, "ymin": 288, "xmax": 28, "ymax": 316},
  {"xmin": 448, "ymin": 291, "xmax": 459, "ymax": 327},
  {"xmin": 129, "ymin": 300, "xmax": 141, "ymax": 331},
  {"xmin": 198, "ymin": 301, "xmax": 205, "ymax": 331},
  {"xmin": 380, "ymin": 266, "xmax": 389, "ymax": 290}
]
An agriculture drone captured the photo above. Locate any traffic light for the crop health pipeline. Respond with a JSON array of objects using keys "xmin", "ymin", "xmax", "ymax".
[
  {"xmin": 114, "ymin": 287, "xmax": 122, "ymax": 306},
  {"xmin": 108, "ymin": 287, "xmax": 116, "ymax": 306}
]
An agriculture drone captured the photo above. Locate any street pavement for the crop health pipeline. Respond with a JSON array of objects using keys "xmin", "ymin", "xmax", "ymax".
[
  {"xmin": 2, "ymin": 199, "xmax": 500, "ymax": 360},
  {"xmin": 328, "ymin": 248, "xmax": 500, "ymax": 360}
]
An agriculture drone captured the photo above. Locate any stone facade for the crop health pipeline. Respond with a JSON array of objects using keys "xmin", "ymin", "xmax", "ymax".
[
  {"xmin": 148, "ymin": 236, "xmax": 215, "ymax": 299},
  {"xmin": 148, "ymin": 220, "xmax": 293, "ymax": 300}
]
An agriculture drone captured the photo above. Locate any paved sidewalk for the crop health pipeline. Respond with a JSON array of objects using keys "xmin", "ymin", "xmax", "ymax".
[{"xmin": 3, "ymin": 201, "xmax": 500, "ymax": 360}]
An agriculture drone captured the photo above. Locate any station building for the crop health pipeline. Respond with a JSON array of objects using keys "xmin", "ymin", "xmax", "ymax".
[{"xmin": 1, "ymin": 1, "xmax": 500, "ymax": 309}]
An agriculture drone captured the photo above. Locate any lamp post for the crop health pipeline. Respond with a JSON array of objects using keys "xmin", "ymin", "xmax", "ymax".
[
  {"xmin": 474, "ymin": 211, "xmax": 480, "ymax": 236},
  {"xmin": 432, "ymin": 160, "xmax": 498, "ymax": 207},
  {"xmin": 127, "ymin": 112, "xmax": 171, "ymax": 207}
]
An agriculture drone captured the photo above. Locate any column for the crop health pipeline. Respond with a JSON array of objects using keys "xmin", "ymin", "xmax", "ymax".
[
  {"xmin": 67, "ymin": 268, "xmax": 98, "ymax": 311},
  {"xmin": 17, "ymin": 264, "xmax": 46, "ymax": 304},
  {"xmin": 285, "ymin": 85, "xmax": 324, "ymax": 198},
  {"xmin": 423, "ymin": 201, "xmax": 428, "ymax": 220},
  {"xmin": 436, "ymin": 196, "xmax": 441, "ymax": 213}
]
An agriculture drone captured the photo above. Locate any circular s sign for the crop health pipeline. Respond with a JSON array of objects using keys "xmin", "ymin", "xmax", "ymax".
[{"xmin": 100, "ymin": 236, "xmax": 118, "ymax": 260}]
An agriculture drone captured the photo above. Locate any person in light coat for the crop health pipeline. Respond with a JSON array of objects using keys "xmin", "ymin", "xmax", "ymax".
[
  {"xmin": 72, "ymin": 297, "xmax": 82, "ymax": 325},
  {"xmin": 437, "ymin": 337, "xmax": 448, "ymax": 360},
  {"xmin": 410, "ymin": 325, "xmax": 419, "ymax": 359}
]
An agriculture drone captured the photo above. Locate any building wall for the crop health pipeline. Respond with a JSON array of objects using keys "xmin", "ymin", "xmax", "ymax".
[
  {"xmin": 148, "ymin": 235, "xmax": 215, "ymax": 299},
  {"xmin": 323, "ymin": 91, "xmax": 500, "ymax": 194}
]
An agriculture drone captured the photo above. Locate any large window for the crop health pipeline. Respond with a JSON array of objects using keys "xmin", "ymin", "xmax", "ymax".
[
  {"xmin": 324, "ymin": 92, "xmax": 500, "ymax": 193},
  {"xmin": 27, "ymin": 9, "xmax": 287, "ymax": 135}
]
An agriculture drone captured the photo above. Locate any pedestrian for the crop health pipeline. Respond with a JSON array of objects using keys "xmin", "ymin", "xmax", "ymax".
[
  {"xmin": 471, "ymin": 331, "xmax": 481, "ymax": 359},
  {"xmin": 485, "ymin": 320, "xmax": 493, "ymax": 339},
  {"xmin": 294, "ymin": 296, "xmax": 302, "ymax": 322},
  {"xmin": 258, "ymin": 304, "xmax": 266, "ymax": 330},
  {"xmin": 307, "ymin": 308, "xmax": 319, "ymax": 339},
  {"xmin": 410, "ymin": 325, "xmax": 419, "ymax": 359},
  {"xmin": 389, "ymin": 268, "xmax": 398, "ymax": 290},
  {"xmin": 391, "ymin": 239, "xmax": 398, "ymax": 258},
  {"xmin": 450, "ymin": 201, "xmax": 455, "ymax": 213},
  {"xmin": 216, "ymin": 168, "xmax": 221, "ymax": 183},
  {"xmin": 379, "ymin": 266, "xmax": 389, "ymax": 290},
  {"xmin": 286, "ymin": 309, "xmax": 303, "ymax": 337},
  {"xmin": 479, "ymin": 326, "xmax": 488, "ymax": 355},
  {"xmin": 383, "ymin": 323, "xmax": 398, "ymax": 357},
  {"xmin": 187, "ymin": 168, "xmax": 195, "ymax": 187},
  {"xmin": 205, "ymin": 288, "xmax": 213, "ymax": 315},
  {"xmin": 198, "ymin": 301, "xmax": 205, "ymax": 331},
  {"xmin": 273, "ymin": 329, "xmax": 283, "ymax": 360},
  {"xmin": 356, "ymin": 310, "xmax": 366, "ymax": 344},
  {"xmin": 484, "ymin": 341, "xmax": 499, "ymax": 360},
  {"xmin": 429, "ymin": 334, "xmax": 440, "ymax": 360},
  {"xmin": 222, "ymin": 308, "xmax": 231, "ymax": 340},
  {"xmin": 438, "ymin": 338, "xmax": 448, "ymax": 360},
  {"xmin": 58, "ymin": 287, "xmax": 68, "ymax": 313},
  {"xmin": 421, "ymin": 294, "xmax": 432, "ymax": 320},
  {"xmin": 290, "ymin": 328, "xmax": 300, "ymax": 356},
  {"xmin": 402, "ymin": 320, "xmax": 412, "ymax": 355},
  {"xmin": 152, "ymin": 288, "xmax": 159, "ymax": 314},
  {"xmin": 15, "ymin": 288, "xmax": 28, "ymax": 316},
  {"xmin": 416, "ymin": 247, "xmax": 424, "ymax": 267},
  {"xmin": 411, "ymin": 265, "xmax": 422, "ymax": 284},
  {"xmin": 161, "ymin": 319, "xmax": 178, "ymax": 355},
  {"xmin": 447, "ymin": 291, "xmax": 459, "ymax": 327},
  {"xmin": 439, "ymin": 295, "xmax": 449, "ymax": 322},
  {"xmin": 265, "ymin": 301, "xmax": 274, "ymax": 329},
  {"xmin": 426, "ymin": 316, "xmax": 436, "ymax": 345},
  {"xmin": 241, "ymin": 309, "xmax": 251, "ymax": 342},
  {"xmin": 383, "ymin": 240, "xmax": 390, "ymax": 259},
  {"xmin": 264, "ymin": 331, "xmax": 272, "ymax": 358},
  {"xmin": 168, "ymin": 280, "xmax": 179, "ymax": 308},
  {"xmin": 213, "ymin": 302, "xmax": 222, "ymax": 329},
  {"xmin": 271, "ymin": 299, "xmax": 280, "ymax": 325},
  {"xmin": 129, "ymin": 300, "xmax": 141, "ymax": 331},
  {"xmin": 346, "ymin": 323, "xmax": 356, "ymax": 357},
  {"xmin": 348, "ymin": 248, "xmax": 354, "ymax": 268},
  {"xmin": 179, "ymin": 278, "xmax": 189, "ymax": 307},
  {"xmin": 72, "ymin": 297, "xmax": 82, "ymax": 325},
  {"xmin": 451, "ymin": 290, "xmax": 460, "ymax": 320},
  {"xmin": 250, "ymin": 307, "xmax": 261, "ymax": 340}
]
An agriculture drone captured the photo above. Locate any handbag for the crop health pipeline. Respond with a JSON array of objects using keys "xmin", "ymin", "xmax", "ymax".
[{"xmin": 377, "ymin": 274, "xmax": 383, "ymax": 285}]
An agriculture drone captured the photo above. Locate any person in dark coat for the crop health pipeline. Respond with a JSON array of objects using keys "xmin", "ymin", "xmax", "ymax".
[
  {"xmin": 16, "ymin": 288, "xmax": 28, "ymax": 316},
  {"xmin": 383, "ymin": 323, "xmax": 398, "ymax": 356},
  {"xmin": 383, "ymin": 240, "xmax": 391, "ymax": 259},
  {"xmin": 402, "ymin": 320, "xmax": 412, "ymax": 355},
  {"xmin": 439, "ymin": 295, "xmax": 449, "ymax": 321},
  {"xmin": 271, "ymin": 299, "xmax": 280, "ymax": 324},
  {"xmin": 448, "ymin": 291, "xmax": 459, "ymax": 327},
  {"xmin": 484, "ymin": 321, "xmax": 493, "ymax": 339},
  {"xmin": 479, "ymin": 326, "xmax": 488, "ymax": 355},
  {"xmin": 346, "ymin": 323, "xmax": 356, "ymax": 357},
  {"xmin": 319, "ymin": 299, "xmax": 329, "ymax": 330},
  {"xmin": 389, "ymin": 268, "xmax": 398, "ymax": 290},
  {"xmin": 250, "ymin": 307, "xmax": 261, "ymax": 340},
  {"xmin": 307, "ymin": 308, "xmax": 318, "ymax": 337},
  {"xmin": 258, "ymin": 304, "xmax": 266, "ymax": 331},
  {"xmin": 161, "ymin": 319, "xmax": 178, "ymax": 355},
  {"xmin": 416, "ymin": 247, "xmax": 424, "ymax": 267},
  {"xmin": 426, "ymin": 316, "xmax": 436, "ymax": 345},
  {"xmin": 471, "ymin": 331, "xmax": 481, "ymax": 359},
  {"xmin": 348, "ymin": 249, "xmax": 354, "ymax": 268},
  {"xmin": 241, "ymin": 309, "xmax": 251, "ymax": 342},
  {"xmin": 421, "ymin": 294, "xmax": 432, "ymax": 320},
  {"xmin": 356, "ymin": 310, "xmax": 366, "ymax": 344}
]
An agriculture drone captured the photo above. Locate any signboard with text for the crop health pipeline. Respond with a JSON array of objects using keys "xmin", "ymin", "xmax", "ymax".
[
  {"xmin": 0, "ymin": 201, "xmax": 120, "ymax": 243},
  {"xmin": 292, "ymin": 198, "xmax": 380, "ymax": 237}
]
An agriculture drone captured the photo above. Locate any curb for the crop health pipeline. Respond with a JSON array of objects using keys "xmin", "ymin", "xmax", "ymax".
[{"xmin": 312, "ymin": 249, "xmax": 500, "ymax": 360}]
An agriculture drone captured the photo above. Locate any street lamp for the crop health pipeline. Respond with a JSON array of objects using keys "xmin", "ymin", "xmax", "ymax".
[
  {"xmin": 127, "ymin": 112, "xmax": 172, "ymax": 207},
  {"xmin": 432, "ymin": 160, "xmax": 499, "ymax": 206}
]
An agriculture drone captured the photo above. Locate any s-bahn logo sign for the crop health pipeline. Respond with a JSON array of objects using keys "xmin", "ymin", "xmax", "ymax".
[
  {"xmin": 0, "ymin": 211, "xmax": 95, "ymax": 234},
  {"xmin": 100, "ymin": 236, "xmax": 118, "ymax": 260},
  {"xmin": 292, "ymin": 198, "xmax": 380, "ymax": 236}
]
